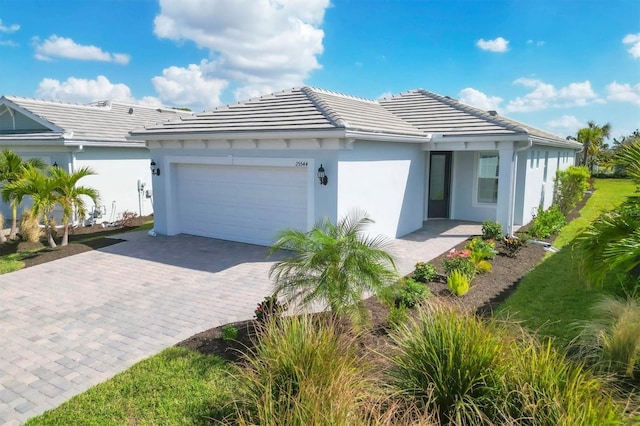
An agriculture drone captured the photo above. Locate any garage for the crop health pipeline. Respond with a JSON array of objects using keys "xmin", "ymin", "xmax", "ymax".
[{"xmin": 174, "ymin": 163, "xmax": 309, "ymax": 246}]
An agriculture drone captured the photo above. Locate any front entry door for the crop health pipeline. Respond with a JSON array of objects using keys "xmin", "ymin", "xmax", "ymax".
[{"xmin": 428, "ymin": 152, "xmax": 452, "ymax": 218}]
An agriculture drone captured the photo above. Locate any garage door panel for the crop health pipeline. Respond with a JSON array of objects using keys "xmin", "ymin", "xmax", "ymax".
[{"xmin": 175, "ymin": 164, "xmax": 308, "ymax": 246}]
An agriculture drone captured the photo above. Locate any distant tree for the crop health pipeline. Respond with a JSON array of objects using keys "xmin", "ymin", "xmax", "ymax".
[
  {"xmin": 49, "ymin": 166, "xmax": 100, "ymax": 246},
  {"xmin": 576, "ymin": 121, "xmax": 611, "ymax": 173},
  {"xmin": 612, "ymin": 129, "xmax": 640, "ymax": 152},
  {"xmin": 0, "ymin": 150, "xmax": 46, "ymax": 239}
]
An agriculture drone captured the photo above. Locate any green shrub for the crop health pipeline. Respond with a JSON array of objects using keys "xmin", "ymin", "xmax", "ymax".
[
  {"xmin": 447, "ymin": 269, "xmax": 470, "ymax": 296},
  {"xmin": 254, "ymin": 296, "xmax": 287, "ymax": 324},
  {"xmin": 529, "ymin": 206, "xmax": 566, "ymax": 239},
  {"xmin": 572, "ymin": 296, "xmax": 640, "ymax": 383},
  {"xmin": 442, "ymin": 249, "xmax": 475, "ymax": 280},
  {"xmin": 466, "ymin": 236, "xmax": 497, "ymax": 260},
  {"xmin": 234, "ymin": 315, "xmax": 373, "ymax": 425},
  {"xmin": 387, "ymin": 303, "xmax": 409, "ymax": 331},
  {"xmin": 379, "ymin": 277, "xmax": 430, "ymax": 309},
  {"xmin": 413, "ymin": 261, "xmax": 437, "ymax": 283},
  {"xmin": 222, "ymin": 325, "xmax": 238, "ymax": 341},
  {"xmin": 554, "ymin": 165, "xmax": 590, "ymax": 214},
  {"xmin": 389, "ymin": 304, "xmax": 505, "ymax": 424},
  {"xmin": 482, "ymin": 220, "xmax": 503, "ymax": 240}
]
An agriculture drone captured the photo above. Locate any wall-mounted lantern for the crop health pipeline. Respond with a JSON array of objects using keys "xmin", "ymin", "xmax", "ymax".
[
  {"xmin": 317, "ymin": 164, "xmax": 327, "ymax": 185},
  {"xmin": 150, "ymin": 160, "xmax": 161, "ymax": 176}
]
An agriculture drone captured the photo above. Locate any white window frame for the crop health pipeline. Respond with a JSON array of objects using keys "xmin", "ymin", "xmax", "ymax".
[{"xmin": 475, "ymin": 151, "xmax": 499, "ymax": 205}]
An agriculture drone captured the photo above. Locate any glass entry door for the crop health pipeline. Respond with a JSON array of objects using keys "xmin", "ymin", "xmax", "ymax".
[{"xmin": 428, "ymin": 152, "xmax": 452, "ymax": 218}]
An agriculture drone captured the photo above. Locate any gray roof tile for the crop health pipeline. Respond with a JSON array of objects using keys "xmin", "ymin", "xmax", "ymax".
[{"xmin": 0, "ymin": 96, "xmax": 191, "ymax": 143}]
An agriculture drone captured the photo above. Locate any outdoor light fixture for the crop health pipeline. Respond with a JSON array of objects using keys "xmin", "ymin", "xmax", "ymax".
[
  {"xmin": 317, "ymin": 164, "xmax": 327, "ymax": 185},
  {"xmin": 150, "ymin": 160, "xmax": 161, "ymax": 176},
  {"xmin": 52, "ymin": 162, "xmax": 58, "ymax": 168}
]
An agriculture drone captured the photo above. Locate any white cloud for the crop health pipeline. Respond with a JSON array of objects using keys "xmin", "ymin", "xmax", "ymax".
[
  {"xmin": 0, "ymin": 19, "xmax": 19, "ymax": 33},
  {"xmin": 458, "ymin": 88, "xmax": 503, "ymax": 111},
  {"xmin": 546, "ymin": 115, "xmax": 584, "ymax": 137},
  {"xmin": 152, "ymin": 61, "xmax": 228, "ymax": 110},
  {"xmin": 34, "ymin": 35, "xmax": 130, "ymax": 64},
  {"xmin": 35, "ymin": 75, "xmax": 151, "ymax": 104},
  {"xmin": 606, "ymin": 81, "xmax": 640, "ymax": 105},
  {"xmin": 0, "ymin": 40, "xmax": 18, "ymax": 47},
  {"xmin": 526, "ymin": 39, "xmax": 544, "ymax": 47},
  {"xmin": 623, "ymin": 33, "xmax": 640, "ymax": 58},
  {"xmin": 476, "ymin": 37, "xmax": 509, "ymax": 52},
  {"xmin": 153, "ymin": 0, "xmax": 329, "ymax": 99},
  {"xmin": 506, "ymin": 78, "xmax": 599, "ymax": 112}
]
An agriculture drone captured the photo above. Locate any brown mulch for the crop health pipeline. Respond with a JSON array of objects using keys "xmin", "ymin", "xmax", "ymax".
[
  {"xmin": 0, "ymin": 215, "xmax": 152, "ymax": 268},
  {"xmin": 179, "ymin": 193, "xmax": 592, "ymax": 362}
]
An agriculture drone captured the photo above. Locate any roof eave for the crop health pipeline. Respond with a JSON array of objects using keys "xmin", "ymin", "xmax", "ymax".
[{"xmin": 128, "ymin": 128, "xmax": 348, "ymax": 142}]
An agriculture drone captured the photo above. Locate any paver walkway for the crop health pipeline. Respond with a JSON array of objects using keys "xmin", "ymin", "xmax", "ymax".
[{"xmin": 0, "ymin": 221, "xmax": 480, "ymax": 424}]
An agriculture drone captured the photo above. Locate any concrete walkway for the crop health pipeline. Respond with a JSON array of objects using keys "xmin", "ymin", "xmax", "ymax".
[{"xmin": 0, "ymin": 221, "xmax": 480, "ymax": 424}]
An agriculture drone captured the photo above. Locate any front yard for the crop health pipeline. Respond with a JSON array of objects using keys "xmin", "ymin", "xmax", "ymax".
[{"xmin": 24, "ymin": 178, "xmax": 640, "ymax": 424}]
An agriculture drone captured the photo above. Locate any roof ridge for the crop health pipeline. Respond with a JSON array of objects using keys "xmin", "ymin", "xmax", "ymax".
[
  {"xmin": 300, "ymin": 86, "xmax": 347, "ymax": 128},
  {"xmin": 415, "ymin": 89, "xmax": 528, "ymax": 134},
  {"xmin": 4, "ymin": 95, "xmax": 104, "ymax": 110},
  {"xmin": 307, "ymin": 86, "xmax": 378, "ymax": 104}
]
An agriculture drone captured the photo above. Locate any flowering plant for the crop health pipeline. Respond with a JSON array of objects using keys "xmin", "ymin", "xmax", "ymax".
[{"xmin": 442, "ymin": 249, "xmax": 475, "ymax": 280}]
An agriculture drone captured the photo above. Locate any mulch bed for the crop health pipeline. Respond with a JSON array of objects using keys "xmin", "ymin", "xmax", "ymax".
[
  {"xmin": 0, "ymin": 215, "xmax": 152, "ymax": 267},
  {"xmin": 179, "ymin": 193, "xmax": 592, "ymax": 362}
]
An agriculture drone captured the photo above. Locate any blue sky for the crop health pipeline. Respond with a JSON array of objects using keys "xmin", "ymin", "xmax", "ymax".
[{"xmin": 1, "ymin": 0, "xmax": 638, "ymax": 140}]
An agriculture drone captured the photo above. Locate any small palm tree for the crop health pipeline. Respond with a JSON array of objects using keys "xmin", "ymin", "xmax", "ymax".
[
  {"xmin": 3, "ymin": 166, "xmax": 59, "ymax": 247},
  {"xmin": 577, "ymin": 121, "xmax": 611, "ymax": 172},
  {"xmin": 269, "ymin": 210, "xmax": 398, "ymax": 325},
  {"xmin": 0, "ymin": 150, "xmax": 46, "ymax": 239},
  {"xmin": 49, "ymin": 166, "xmax": 99, "ymax": 246}
]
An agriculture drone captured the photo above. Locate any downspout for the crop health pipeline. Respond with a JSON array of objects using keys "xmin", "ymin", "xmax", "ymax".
[{"xmin": 508, "ymin": 139, "xmax": 533, "ymax": 236}]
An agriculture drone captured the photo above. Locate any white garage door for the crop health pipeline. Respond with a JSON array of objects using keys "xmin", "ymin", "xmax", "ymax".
[{"xmin": 175, "ymin": 163, "xmax": 308, "ymax": 246}]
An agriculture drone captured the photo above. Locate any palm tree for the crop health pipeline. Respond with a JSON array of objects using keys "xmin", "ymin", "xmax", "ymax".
[
  {"xmin": 49, "ymin": 166, "xmax": 99, "ymax": 246},
  {"xmin": 577, "ymin": 121, "xmax": 611, "ymax": 173},
  {"xmin": 3, "ymin": 166, "xmax": 59, "ymax": 247},
  {"xmin": 269, "ymin": 210, "xmax": 398, "ymax": 325},
  {"xmin": 0, "ymin": 150, "xmax": 46, "ymax": 239},
  {"xmin": 615, "ymin": 139, "xmax": 640, "ymax": 184}
]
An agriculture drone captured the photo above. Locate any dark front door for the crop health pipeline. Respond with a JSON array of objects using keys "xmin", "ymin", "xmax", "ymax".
[{"xmin": 428, "ymin": 152, "xmax": 452, "ymax": 218}]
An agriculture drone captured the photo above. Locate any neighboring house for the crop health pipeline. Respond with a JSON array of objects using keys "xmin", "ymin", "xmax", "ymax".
[
  {"xmin": 0, "ymin": 96, "xmax": 191, "ymax": 224},
  {"xmin": 129, "ymin": 87, "xmax": 581, "ymax": 246}
]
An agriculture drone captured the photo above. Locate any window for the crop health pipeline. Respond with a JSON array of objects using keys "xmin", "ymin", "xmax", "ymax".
[{"xmin": 477, "ymin": 152, "xmax": 499, "ymax": 204}]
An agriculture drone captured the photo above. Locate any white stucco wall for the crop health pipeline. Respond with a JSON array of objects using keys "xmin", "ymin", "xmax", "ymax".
[
  {"xmin": 449, "ymin": 151, "xmax": 497, "ymax": 223},
  {"xmin": 148, "ymin": 147, "xmax": 339, "ymax": 238},
  {"xmin": 337, "ymin": 141, "xmax": 425, "ymax": 239}
]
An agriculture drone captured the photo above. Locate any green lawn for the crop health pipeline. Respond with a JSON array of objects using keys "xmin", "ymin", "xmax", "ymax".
[
  {"xmin": 497, "ymin": 178, "xmax": 637, "ymax": 347},
  {"xmin": 25, "ymin": 348, "xmax": 236, "ymax": 426}
]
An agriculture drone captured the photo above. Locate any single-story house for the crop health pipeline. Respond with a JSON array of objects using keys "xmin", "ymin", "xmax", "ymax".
[
  {"xmin": 0, "ymin": 96, "xmax": 191, "ymax": 224},
  {"xmin": 129, "ymin": 87, "xmax": 582, "ymax": 246}
]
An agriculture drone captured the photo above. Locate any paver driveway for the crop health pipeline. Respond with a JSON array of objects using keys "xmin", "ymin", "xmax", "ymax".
[
  {"xmin": 0, "ymin": 232, "xmax": 279, "ymax": 425},
  {"xmin": 0, "ymin": 220, "xmax": 480, "ymax": 424}
]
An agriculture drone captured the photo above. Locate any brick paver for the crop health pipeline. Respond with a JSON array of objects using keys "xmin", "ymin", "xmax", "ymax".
[{"xmin": 0, "ymin": 221, "xmax": 479, "ymax": 424}]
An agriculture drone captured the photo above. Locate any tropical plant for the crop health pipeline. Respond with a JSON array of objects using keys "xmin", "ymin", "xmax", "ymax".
[
  {"xmin": 442, "ymin": 249, "xmax": 475, "ymax": 280},
  {"xmin": 413, "ymin": 261, "xmax": 437, "ymax": 283},
  {"xmin": 528, "ymin": 206, "xmax": 566, "ymax": 239},
  {"xmin": 615, "ymin": 140, "xmax": 640, "ymax": 186},
  {"xmin": 466, "ymin": 236, "xmax": 497, "ymax": 273},
  {"xmin": 254, "ymin": 295, "xmax": 287, "ymax": 324},
  {"xmin": 447, "ymin": 269, "xmax": 470, "ymax": 296},
  {"xmin": 572, "ymin": 296, "xmax": 640, "ymax": 382},
  {"xmin": 576, "ymin": 120, "xmax": 611, "ymax": 172},
  {"xmin": 48, "ymin": 166, "xmax": 99, "ymax": 246},
  {"xmin": 554, "ymin": 165, "xmax": 590, "ymax": 214},
  {"xmin": 234, "ymin": 314, "xmax": 374, "ymax": 425},
  {"xmin": 481, "ymin": 220, "xmax": 503, "ymax": 240},
  {"xmin": 269, "ymin": 210, "xmax": 397, "ymax": 325},
  {"xmin": 3, "ymin": 166, "xmax": 59, "ymax": 247},
  {"xmin": 574, "ymin": 198, "xmax": 640, "ymax": 290},
  {"xmin": 501, "ymin": 234, "xmax": 528, "ymax": 258},
  {"xmin": 0, "ymin": 150, "xmax": 46, "ymax": 239}
]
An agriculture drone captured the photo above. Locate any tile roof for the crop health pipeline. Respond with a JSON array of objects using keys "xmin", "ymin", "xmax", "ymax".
[
  {"xmin": 135, "ymin": 87, "xmax": 425, "ymax": 137},
  {"xmin": 0, "ymin": 96, "xmax": 190, "ymax": 143},
  {"xmin": 130, "ymin": 86, "xmax": 579, "ymax": 149}
]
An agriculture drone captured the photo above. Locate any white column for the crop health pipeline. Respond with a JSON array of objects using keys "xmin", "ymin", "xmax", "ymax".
[{"xmin": 496, "ymin": 148, "xmax": 516, "ymax": 235}]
